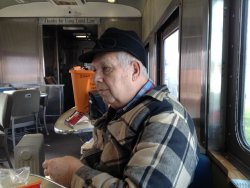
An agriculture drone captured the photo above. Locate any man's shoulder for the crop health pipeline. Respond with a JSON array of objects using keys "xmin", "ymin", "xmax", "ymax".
[
  {"xmin": 142, "ymin": 85, "xmax": 191, "ymax": 118},
  {"xmin": 121, "ymin": 86, "xmax": 175, "ymax": 119},
  {"xmin": 142, "ymin": 85, "xmax": 174, "ymax": 109},
  {"xmin": 145, "ymin": 85, "xmax": 169, "ymax": 100}
]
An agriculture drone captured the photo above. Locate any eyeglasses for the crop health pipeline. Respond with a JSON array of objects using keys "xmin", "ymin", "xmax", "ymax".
[{"xmin": 95, "ymin": 38, "xmax": 117, "ymax": 49}]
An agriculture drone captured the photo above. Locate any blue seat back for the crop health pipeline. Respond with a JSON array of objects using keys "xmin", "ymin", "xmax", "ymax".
[{"xmin": 188, "ymin": 153, "xmax": 213, "ymax": 188}]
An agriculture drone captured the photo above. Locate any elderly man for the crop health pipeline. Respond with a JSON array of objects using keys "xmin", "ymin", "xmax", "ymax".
[{"xmin": 43, "ymin": 27, "xmax": 199, "ymax": 188}]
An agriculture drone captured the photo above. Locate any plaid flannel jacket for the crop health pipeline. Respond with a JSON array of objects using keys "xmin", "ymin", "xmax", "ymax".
[{"xmin": 71, "ymin": 85, "xmax": 199, "ymax": 188}]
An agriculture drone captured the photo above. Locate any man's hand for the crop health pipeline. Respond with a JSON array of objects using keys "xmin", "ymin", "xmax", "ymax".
[{"xmin": 42, "ymin": 156, "xmax": 83, "ymax": 187}]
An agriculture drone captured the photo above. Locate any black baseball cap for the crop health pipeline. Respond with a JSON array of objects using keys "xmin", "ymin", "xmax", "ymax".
[{"xmin": 79, "ymin": 27, "xmax": 146, "ymax": 66}]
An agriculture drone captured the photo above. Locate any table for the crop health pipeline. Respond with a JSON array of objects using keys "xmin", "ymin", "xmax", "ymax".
[
  {"xmin": 0, "ymin": 172, "xmax": 65, "ymax": 188},
  {"xmin": 54, "ymin": 107, "xmax": 94, "ymax": 135},
  {"xmin": 21, "ymin": 174, "xmax": 65, "ymax": 188},
  {"xmin": 3, "ymin": 90, "xmax": 48, "ymax": 106},
  {"xmin": 3, "ymin": 89, "xmax": 47, "ymax": 99}
]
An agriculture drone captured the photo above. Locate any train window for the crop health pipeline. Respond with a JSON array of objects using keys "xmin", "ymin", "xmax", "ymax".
[
  {"xmin": 163, "ymin": 30, "xmax": 179, "ymax": 99},
  {"xmin": 227, "ymin": 0, "xmax": 250, "ymax": 170},
  {"xmin": 157, "ymin": 8, "xmax": 179, "ymax": 100},
  {"xmin": 241, "ymin": 1, "xmax": 250, "ymax": 147}
]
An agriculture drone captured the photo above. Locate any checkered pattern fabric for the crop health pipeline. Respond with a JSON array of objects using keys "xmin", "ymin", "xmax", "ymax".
[{"xmin": 71, "ymin": 85, "xmax": 199, "ymax": 188}]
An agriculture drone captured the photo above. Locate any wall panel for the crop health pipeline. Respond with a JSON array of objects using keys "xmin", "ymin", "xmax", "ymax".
[
  {"xmin": 0, "ymin": 18, "xmax": 43, "ymax": 85},
  {"xmin": 180, "ymin": 0, "xmax": 209, "ymax": 145}
]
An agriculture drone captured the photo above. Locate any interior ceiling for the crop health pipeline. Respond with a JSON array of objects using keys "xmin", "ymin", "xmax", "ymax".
[
  {"xmin": 0, "ymin": 0, "xmax": 147, "ymax": 42},
  {"xmin": 0, "ymin": 0, "xmax": 146, "ymax": 14}
]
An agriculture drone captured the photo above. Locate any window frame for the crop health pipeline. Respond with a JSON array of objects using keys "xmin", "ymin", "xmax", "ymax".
[
  {"xmin": 156, "ymin": 8, "xmax": 180, "ymax": 98},
  {"xmin": 238, "ymin": 0, "xmax": 250, "ymax": 150},
  {"xmin": 226, "ymin": 0, "xmax": 250, "ymax": 173}
]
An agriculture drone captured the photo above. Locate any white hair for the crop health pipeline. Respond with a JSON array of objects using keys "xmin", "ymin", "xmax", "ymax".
[{"xmin": 116, "ymin": 51, "xmax": 149, "ymax": 78}]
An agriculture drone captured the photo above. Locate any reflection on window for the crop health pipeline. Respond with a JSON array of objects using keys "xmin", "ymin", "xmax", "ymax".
[
  {"xmin": 243, "ymin": 1, "xmax": 250, "ymax": 146},
  {"xmin": 163, "ymin": 30, "xmax": 179, "ymax": 99}
]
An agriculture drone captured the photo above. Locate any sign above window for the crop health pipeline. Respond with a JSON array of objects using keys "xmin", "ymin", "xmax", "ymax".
[{"xmin": 38, "ymin": 17, "xmax": 100, "ymax": 25}]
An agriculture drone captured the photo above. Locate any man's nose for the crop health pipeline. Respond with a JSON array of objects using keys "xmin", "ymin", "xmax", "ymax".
[{"xmin": 94, "ymin": 71, "xmax": 103, "ymax": 83}]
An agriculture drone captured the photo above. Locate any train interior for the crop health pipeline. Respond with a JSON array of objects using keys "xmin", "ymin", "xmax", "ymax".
[{"xmin": 0, "ymin": 0, "xmax": 250, "ymax": 187}]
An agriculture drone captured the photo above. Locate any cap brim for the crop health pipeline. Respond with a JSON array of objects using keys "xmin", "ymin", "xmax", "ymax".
[{"xmin": 79, "ymin": 48, "xmax": 121, "ymax": 63}]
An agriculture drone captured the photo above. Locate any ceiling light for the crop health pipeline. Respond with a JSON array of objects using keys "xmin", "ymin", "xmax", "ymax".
[
  {"xmin": 15, "ymin": 0, "xmax": 25, "ymax": 3},
  {"xmin": 76, "ymin": 35, "xmax": 87, "ymax": 38},
  {"xmin": 52, "ymin": 0, "xmax": 77, "ymax": 5},
  {"xmin": 63, "ymin": 26, "xmax": 85, "ymax": 30},
  {"xmin": 107, "ymin": 0, "xmax": 116, "ymax": 3},
  {"xmin": 73, "ymin": 32, "xmax": 90, "ymax": 39}
]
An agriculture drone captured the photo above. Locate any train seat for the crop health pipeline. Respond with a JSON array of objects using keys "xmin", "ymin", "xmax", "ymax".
[{"xmin": 188, "ymin": 153, "xmax": 213, "ymax": 188}]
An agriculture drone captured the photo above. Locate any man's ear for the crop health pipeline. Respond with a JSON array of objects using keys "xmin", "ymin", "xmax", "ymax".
[{"xmin": 131, "ymin": 60, "xmax": 140, "ymax": 81}]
